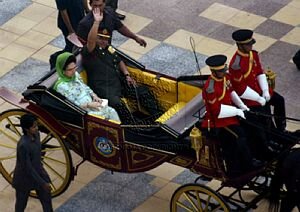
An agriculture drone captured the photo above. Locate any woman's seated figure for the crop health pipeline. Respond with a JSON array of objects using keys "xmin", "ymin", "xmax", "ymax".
[{"xmin": 54, "ymin": 52, "xmax": 120, "ymax": 122}]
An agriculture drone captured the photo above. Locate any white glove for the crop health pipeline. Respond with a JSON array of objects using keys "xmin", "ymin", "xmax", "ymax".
[
  {"xmin": 257, "ymin": 74, "xmax": 270, "ymax": 101},
  {"xmin": 218, "ymin": 104, "xmax": 245, "ymax": 119},
  {"xmin": 257, "ymin": 96, "xmax": 266, "ymax": 106},
  {"xmin": 241, "ymin": 86, "xmax": 266, "ymax": 106},
  {"xmin": 262, "ymin": 90, "xmax": 270, "ymax": 101},
  {"xmin": 236, "ymin": 109, "xmax": 246, "ymax": 119},
  {"xmin": 230, "ymin": 91, "xmax": 249, "ymax": 111},
  {"xmin": 239, "ymin": 104, "xmax": 250, "ymax": 111}
]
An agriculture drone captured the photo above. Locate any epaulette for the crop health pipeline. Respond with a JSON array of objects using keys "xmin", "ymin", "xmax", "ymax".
[
  {"xmin": 206, "ymin": 79, "xmax": 215, "ymax": 93},
  {"xmin": 230, "ymin": 55, "xmax": 241, "ymax": 70},
  {"xmin": 108, "ymin": 45, "xmax": 116, "ymax": 54}
]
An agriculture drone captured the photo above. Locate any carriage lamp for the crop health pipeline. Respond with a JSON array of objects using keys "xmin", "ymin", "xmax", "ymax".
[
  {"xmin": 265, "ymin": 67, "xmax": 277, "ymax": 90},
  {"xmin": 190, "ymin": 126, "xmax": 203, "ymax": 162}
]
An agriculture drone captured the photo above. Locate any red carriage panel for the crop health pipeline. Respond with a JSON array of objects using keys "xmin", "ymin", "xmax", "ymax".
[
  {"xmin": 64, "ymin": 125, "xmax": 86, "ymax": 157},
  {"xmin": 85, "ymin": 115, "xmax": 125, "ymax": 171},
  {"xmin": 124, "ymin": 142, "xmax": 172, "ymax": 172}
]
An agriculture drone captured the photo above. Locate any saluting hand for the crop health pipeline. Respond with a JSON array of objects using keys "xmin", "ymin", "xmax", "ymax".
[{"xmin": 93, "ymin": 7, "xmax": 103, "ymax": 23}]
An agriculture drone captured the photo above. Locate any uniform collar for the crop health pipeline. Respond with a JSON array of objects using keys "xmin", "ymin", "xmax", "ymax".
[
  {"xmin": 237, "ymin": 49, "xmax": 251, "ymax": 57},
  {"xmin": 211, "ymin": 74, "xmax": 224, "ymax": 82}
]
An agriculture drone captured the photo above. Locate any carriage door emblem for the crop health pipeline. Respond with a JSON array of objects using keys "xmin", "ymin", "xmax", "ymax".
[{"xmin": 94, "ymin": 137, "xmax": 114, "ymax": 156}]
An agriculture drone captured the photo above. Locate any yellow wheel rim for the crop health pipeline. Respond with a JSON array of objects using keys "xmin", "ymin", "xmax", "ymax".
[
  {"xmin": 171, "ymin": 183, "xmax": 230, "ymax": 212},
  {"xmin": 0, "ymin": 109, "xmax": 73, "ymax": 197}
]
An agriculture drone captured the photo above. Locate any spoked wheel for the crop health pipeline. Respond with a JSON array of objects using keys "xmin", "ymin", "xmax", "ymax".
[
  {"xmin": 171, "ymin": 183, "xmax": 230, "ymax": 212},
  {"xmin": 0, "ymin": 109, "xmax": 73, "ymax": 197}
]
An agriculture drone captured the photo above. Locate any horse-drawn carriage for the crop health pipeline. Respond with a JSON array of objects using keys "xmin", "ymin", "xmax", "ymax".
[{"xmin": 0, "ymin": 49, "xmax": 299, "ymax": 211}]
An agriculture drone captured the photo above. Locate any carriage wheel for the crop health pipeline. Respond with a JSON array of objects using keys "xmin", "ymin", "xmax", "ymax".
[
  {"xmin": 0, "ymin": 109, "xmax": 73, "ymax": 197},
  {"xmin": 170, "ymin": 183, "xmax": 230, "ymax": 212}
]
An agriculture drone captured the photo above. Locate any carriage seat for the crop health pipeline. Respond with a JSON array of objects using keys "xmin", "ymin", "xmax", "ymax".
[
  {"xmin": 40, "ymin": 72, "xmax": 58, "ymax": 88},
  {"xmin": 156, "ymin": 92, "xmax": 206, "ymax": 138},
  {"xmin": 155, "ymin": 102, "xmax": 187, "ymax": 123}
]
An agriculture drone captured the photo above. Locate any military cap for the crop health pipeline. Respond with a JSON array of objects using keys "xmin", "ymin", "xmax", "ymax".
[
  {"xmin": 232, "ymin": 29, "xmax": 256, "ymax": 45},
  {"xmin": 205, "ymin": 54, "xmax": 227, "ymax": 72},
  {"xmin": 97, "ymin": 29, "xmax": 111, "ymax": 39}
]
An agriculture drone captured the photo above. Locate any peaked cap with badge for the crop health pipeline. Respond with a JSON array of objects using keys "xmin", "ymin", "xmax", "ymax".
[
  {"xmin": 232, "ymin": 29, "xmax": 256, "ymax": 45},
  {"xmin": 205, "ymin": 54, "xmax": 228, "ymax": 73},
  {"xmin": 97, "ymin": 28, "xmax": 111, "ymax": 39}
]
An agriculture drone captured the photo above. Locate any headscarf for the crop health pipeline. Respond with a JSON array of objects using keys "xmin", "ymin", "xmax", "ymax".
[{"xmin": 54, "ymin": 52, "xmax": 76, "ymax": 90}]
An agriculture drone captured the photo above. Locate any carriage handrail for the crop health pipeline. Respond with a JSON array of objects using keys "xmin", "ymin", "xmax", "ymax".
[
  {"xmin": 246, "ymin": 110, "xmax": 300, "ymax": 122},
  {"xmin": 24, "ymin": 86, "xmax": 87, "ymax": 115},
  {"xmin": 176, "ymin": 74, "xmax": 209, "ymax": 82}
]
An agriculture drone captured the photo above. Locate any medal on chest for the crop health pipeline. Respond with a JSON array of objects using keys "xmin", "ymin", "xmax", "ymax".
[{"xmin": 225, "ymin": 78, "xmax": 231, "ymax": 90}]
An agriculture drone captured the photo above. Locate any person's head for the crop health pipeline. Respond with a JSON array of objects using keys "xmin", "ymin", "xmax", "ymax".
[
  {"xmin": 20, "ymin": 114, "xmax": 38, "ymax": 136},
  {"xmin": 232, "ymin": 29, "xmax": 256, "ymax": 53},
  {"xmin": 89, "ymin": 0, "xmax": 105, "ymax": 13},
  {"xmin": 96, "ymin": 29, "xmax": 110, "ymax": 48},
  {"xmin": 206, "ymin": 54, "xmax": 228, "ymax": 79},
  {"xmin": 55, "ymin": 52, "xmax": 77, "ymax": 81}
]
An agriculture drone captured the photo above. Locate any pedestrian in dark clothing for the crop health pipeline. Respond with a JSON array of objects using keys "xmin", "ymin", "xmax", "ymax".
[
  {"xmin": 12, "ymin": 114, "xmax": 53, "ymax": 212},
  {"xmin": 56, "ymin": 0, "xmax": 89, "ymax": 52},
  {"xmin": 50, "ymin": 0, "xmax": 89, "ymax": 70},
  {"xmin": 106, "ymin": 0, "xmax": 126, "ymax": 20}
]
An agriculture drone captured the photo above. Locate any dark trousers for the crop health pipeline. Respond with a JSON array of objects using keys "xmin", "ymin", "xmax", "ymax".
[
  {"xmin": 106, "ymin": 0, "xmax": 118, "ymax": 10},
  {"xmin": 49, "ymin": 29, "xmax": 73, "ymax": 70},
  {"xmin": 267, "ymin": 91, "xmax": 286, "ymax": 131},
  {"xmin": 280, "ymin": 192, "xmax": 300, "ymax": 212},
  {"xmin": 216, "ymin": 125, "xmax": 253, "ymax": 177},
  {"xmin": 61, "ymin": 28, "xmax": 74, "ymax": 52},
  {"xmin": 243, "ymin": 106, "xmax": 275, "ymax": 161},
  {"xmin": 15, "ymin": 188, "xmax": 53, "ymax": 212}
]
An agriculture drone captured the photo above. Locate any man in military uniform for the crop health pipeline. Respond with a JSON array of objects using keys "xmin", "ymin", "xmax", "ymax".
[
  {"xmin": 202, "ymin": 54, "xmax": 260, "ymax": 177},
  {"xmin": 81, "ymin": 7, "xmax": 162, "ymax": 124},
  {"xmin": 228, "ymin": 29, "xmax": 288, "ymax": 160},
  {"xmin": 77, "ymin": 0, "xmax": 145, "ymax": 46},
  {"xmin": 229, "ymin": 29, "xmax": 286, "ymax": 132}
]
